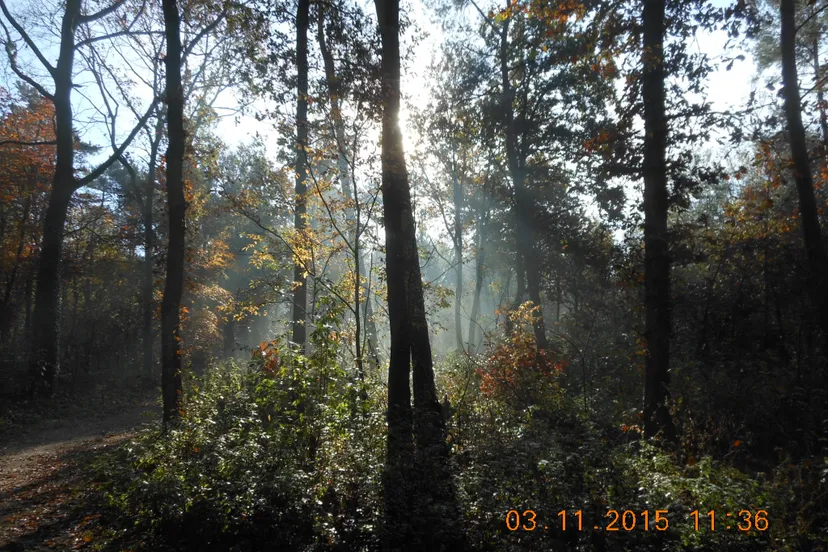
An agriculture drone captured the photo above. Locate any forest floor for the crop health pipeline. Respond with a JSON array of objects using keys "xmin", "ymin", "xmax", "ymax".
[{"xmin": 0, "ymin": 393, "xmax": 159, "ymax": 551}]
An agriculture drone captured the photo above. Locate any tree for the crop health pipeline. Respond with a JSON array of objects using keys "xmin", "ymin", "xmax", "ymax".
[
  {"xmin": 316, "ymin": 0, "xmax": 382, "ymax": 373},
  {"xmin": 641, "ymin": 0, "xmax": 675, "ymax": 441},
  {"xmin": 374, "ymin": 0, "xmax": 464, "ymax": 548},
  {"xmin": 0, "ymin": 0, "xmax": 158, "ymax": 394},
  {"xmin": 779, "ymin": 0, "xmax": 828, "ymax": 337},
  {"xmin": 0, "ymin": 88, "xmax": 55, "ymax": 347},
  {"xmin": 291, "ymin": 0, "xmax": 311, "ymax": 353},
  {"xmin": 161, "ymin": 0, "xmax": 185, "ymax": 425}
]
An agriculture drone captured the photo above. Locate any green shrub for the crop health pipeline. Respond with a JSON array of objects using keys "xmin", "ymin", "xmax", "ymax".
[{"xmin": 95, "ymin": 320, "xmax": 385, "ymax": 551}]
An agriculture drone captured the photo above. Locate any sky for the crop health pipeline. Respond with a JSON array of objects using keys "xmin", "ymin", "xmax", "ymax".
[
  {"xmin": 0, "ymin": 0, "xmax": 759, "ymax": 188},
  {"xmin": 213, "ymin": 0, "xmax": 757, "ymax": 152}
]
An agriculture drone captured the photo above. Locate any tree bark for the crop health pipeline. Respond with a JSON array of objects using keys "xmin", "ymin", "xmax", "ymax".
[
  {"xmin": 375, "ymin": 0, "xmax": 415, "ymax": 544},
  {"xmin": 641, "ymin": 0, "xmax": 675, "ymax": 441},
  {"xmin": 291, "ymin": 0, "xmax": 310, "ymax": 353},
  {"xmin": 375, "ymin": 0, "xmax": 464, "ymax": 548},
  {"xmin": 161, "ymin": 0, "xmax": 185, "ymax": 426}
]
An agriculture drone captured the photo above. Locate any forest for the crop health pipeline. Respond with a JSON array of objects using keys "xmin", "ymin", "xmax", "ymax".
[{"xmin": 0, "ymin": 0, "xmax": 827, "ymax": 549}]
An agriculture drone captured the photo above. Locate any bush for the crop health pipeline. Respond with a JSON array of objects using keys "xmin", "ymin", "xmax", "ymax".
[
  {"xmin": 436, "ymin": 342, "xmax": 828, "ymax": 551},
  {"xmin": 95, "ymin": 326, "xmax": 385, "ymax": 551}
]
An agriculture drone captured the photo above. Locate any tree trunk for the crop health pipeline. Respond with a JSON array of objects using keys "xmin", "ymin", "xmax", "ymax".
[
  {"xmin": 291, "ymin": 0, "xmax": 310, "ymax": 353},
  {"xmin": 223, "ymin": 315, "xmax": 235, "ymax": 358},
  {"xmin": 375, "ymin": 0, "xmax": 464, "ymax": 548},
  {"xmin": 467, "ymin": 217, "xmax": 485, "ymax": 353},
  {"xmin": 28, "ymin": 0, "xmax": 80, "ymax": 395},
  {"xmin": 781, "ymin": 0, "xmax": 828, "ymax": 337},
  {"xmin": 161, "ymin": 0, "xmax": 185, "ymax": 426},
  {"xmin": 0, "ymin": 193, "xmax": 31, "ymax": 341},
  {"xmin": 812, "ymin": 36, "xmax": 828, "ymax": 150},
  {"xmin": 143, "ymin": 118, "xmax": 162, "ymax": 378},
  {"xmin": 498, "ymin": 11, "xmax": 547, "ymax": 351},
  {"xmin": 316, "ymin": 9, "xmax": 381, "ymax": 370},
  {"xmin": 641, "ymin": 0, "xmax": 675, "ymax": 441},
  {"xmin": 23, "ymin": 272, "xmax": 33, "ymax": 350},
  {"xmin": 376, "ymin": 0, "xmax": 415, "ymax": 543},
  {"xmin": 452, "ymin": 157, "xmax": 464, "ymax": 353}
]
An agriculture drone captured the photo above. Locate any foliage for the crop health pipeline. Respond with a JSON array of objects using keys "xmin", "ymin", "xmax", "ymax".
[
  {"xmin": 94, "ymin": 319, "xmax": 385, "ymax": 551},
  {"xmin": 477, "ymin": 302, "xmax": 566, "ymax": 405}
]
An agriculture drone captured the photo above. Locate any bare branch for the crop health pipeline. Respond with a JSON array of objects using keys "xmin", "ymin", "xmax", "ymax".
[
  {"xmin": 79, "ymin": 0, "xmax": 126, "ymax": 24},
  {"xmin": 0, "ymin": 19, "xmax": 54, "ymax": 101},
  {"xmin": 76, "ymin": 30, "xmax": 162, "ymax": 49},
  {"xmin": 76, "ymin": 94, "xmax": 161, "ymax": 187},
  {"xmin": 182, "ymin": 10, "xmax": 227, "ymax": 60},
  {"xmin": 0, "ymin": 139, "xmax": 56, "ymax": 147},
  {"xmin": 0, "ymin": 0, "xmax": 55, "ymax": 75}
]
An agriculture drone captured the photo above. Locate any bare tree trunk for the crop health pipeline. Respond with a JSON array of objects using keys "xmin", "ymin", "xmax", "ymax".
[
  {"xmin": 376, "ymin": 0, "xmax": 415, "ymax": 543},
  {"xmin": 161, "ymin": 0, "xmax": 185, "ymax": 426},
  {"xmin": 641, "ymin": 0, "xmax": 675, "ymax": 441},
  {"xmin": 375, "ymin": 0, "xmax": 464, "ymax": 548},
  {"xmin": 467, "ymin": 240, "xmax": 483, "ymax": 354},
  {"xmin": 781, "ymin": 0, "xmax": 828, "ymax": 337},
  {"xmin": 291, "ymin": 0, "xmax": 310, "ymax": 353},
  {"xmin": 23, "ymin": 273, "xmax": 33, "ymax": 351}
]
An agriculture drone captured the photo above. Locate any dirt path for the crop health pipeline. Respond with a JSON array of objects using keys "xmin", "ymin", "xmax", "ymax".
[{"xmin": 0, "ymin": 400, "xmax": 159, "ymax": 551}]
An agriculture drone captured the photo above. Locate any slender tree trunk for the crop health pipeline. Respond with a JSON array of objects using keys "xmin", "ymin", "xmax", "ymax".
[
  {"xmin": 161, "ymin": 0, "xmax": 185, "ymax": 426},
  {"xmin": 641, "ymin": 0, "xmax": 675, "ymax": 441},
  {"xmin": 812, "ymin": 37, "xmax": 828, "ymax": 150},
  {"xmin": 781, "ymin": 0, "xmax": 828, "ymax": 337},
  {"xmin": 316, "ymin": 10, "xmax": 381, "ymax": 369},
  {"xmin": 467, "ymin": 204, "xmax": 487, "ymax": 353},
  {"xmin": 143, "ymin": 119, "xmax": 162, "ymax": 378},
  {"xmin": 452, "ymin": 158, "xmax": 464, "ymax": 352},
  {"xmin": 498, "ymin": 11, "xmax": 547, "ymax": 351},
  {"xmin": 28, "ymin": 0, "xmax": 80, "ymax": 395},
  {"xmin": 0, "ymin": 194, "xmax": 31, "ymax": 340},
  {"xmin": 23, "ymin": 273, "xmax": 33, "ymax": 350},
  {"xmin": 375, "ymin": 0, "xmax": 464, "ymax": 548},
  {"xmin": 291, "ymin": 0, "xmax": 310, "ymax": 352},
  {"xmin": 223, "ymin": 315, "xmax": 235, "ymax": 358}
]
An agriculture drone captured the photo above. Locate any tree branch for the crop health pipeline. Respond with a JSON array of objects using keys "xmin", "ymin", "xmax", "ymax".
[
  {"xmin": 0, "ymin": 139, "xmax": 56, "ymax": 147},
  {"xmin": 0, "ymin": 19, "xmax": 54, "ymax": 101},
  {"xmin": 76, "ymin": 30, "xmax": 162, "ymax": 49},
  {"xmin": 182, "ymin": 10, "xmax": 227, "ymax": 61},
  {"xmin": 76, "ymin": 94, "xmax": 161, "ymax": 187},
  {"xmin": 0, "ymin": 0, "xmax": 55, "ymax": 75},
  {"xmin": 79, "ymin": 0, "xmax": 126, "ymax": 24}
]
